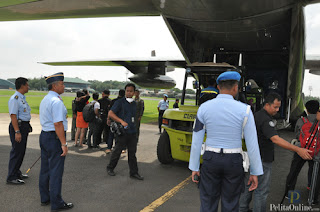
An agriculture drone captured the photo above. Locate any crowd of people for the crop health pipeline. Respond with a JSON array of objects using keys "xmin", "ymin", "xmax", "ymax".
[
  {"xmin": 71, "ymin": 88, "xmax": 145, "ymax": 152},
  {"xmin": 7, "ymin": 72, "xmax": 320, "ymax": 212}
]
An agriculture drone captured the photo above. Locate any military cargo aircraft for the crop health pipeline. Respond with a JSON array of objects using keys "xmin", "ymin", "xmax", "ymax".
[{"xmin": 1, "ymin": 0, "xmax": 320, "ymax": 125}]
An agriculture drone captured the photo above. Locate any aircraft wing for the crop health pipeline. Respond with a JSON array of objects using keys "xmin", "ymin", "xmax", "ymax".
[
  {"xmin": 40, "ymin": 59, "xmax": 186, "ymax": 89},
  {"xmin": 1, "ymin": 0, "xmax": 320, "ymax": 22},
  {"xmin": 0, "ymin": 0, "xmax": 159, "ymax": 21},
  {"xmin": 306, "ymin": 56, "xmax": 320, "ymax": 75}
]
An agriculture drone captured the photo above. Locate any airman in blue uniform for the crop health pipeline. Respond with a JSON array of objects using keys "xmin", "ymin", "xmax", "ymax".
[
  {"xmin": 7, "ymin": 77, "xmax": 31, "ymax": 185},
  {"xmin": 39, "ymin": 72, "xmax": 73, "ymax": 211},
  {"xmin": 157, "ymin": 94, "xmax": 169, "ymax": 133},
  {"xmin": 189, "ymin": 71, "xmax": 264, "ymax": 212}
]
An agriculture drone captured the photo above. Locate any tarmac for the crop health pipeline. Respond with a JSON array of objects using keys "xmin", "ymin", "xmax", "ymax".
[{"xmin": 0, "ymin": 113, "xmax": 318, "ymax": 212}]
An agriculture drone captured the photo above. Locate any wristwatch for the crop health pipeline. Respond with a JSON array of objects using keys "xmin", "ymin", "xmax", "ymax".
[
  {"xmin": 61, "ymin": 143, "xmax": 68, "ymax": 147},
  {"xmin": 15, "ymin": 130, "xmax": 21, "ymax": 134}
]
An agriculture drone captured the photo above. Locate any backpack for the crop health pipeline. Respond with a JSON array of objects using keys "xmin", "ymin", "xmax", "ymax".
[
  {"xmin": 299, "ymin": 118, "xmax": 320, "ymax": 157},
  {"xmin": 82, "ymin": 102, "xmax": 96, "ymax": 122}
]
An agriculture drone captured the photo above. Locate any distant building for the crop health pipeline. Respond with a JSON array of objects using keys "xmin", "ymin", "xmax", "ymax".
[
  {"xmin": 64, "ymin": 77, "xmax": 92, "ymax": 92},
  {"xmin": 109, "ymin": 89, "xmax": 119, "ymax": 95},
  {"xmin": 0, "ymin": 78, "xmax": 15, "ymax": 89}
]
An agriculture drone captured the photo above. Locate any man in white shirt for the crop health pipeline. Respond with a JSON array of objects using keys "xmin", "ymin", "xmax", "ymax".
[
  {"xmin": 157, "ymin": 94, "xmax": 169, "ymax": 134},
  {"xmin": 88, "ymin": 92, "xmax": 101, "ymax": 149}
]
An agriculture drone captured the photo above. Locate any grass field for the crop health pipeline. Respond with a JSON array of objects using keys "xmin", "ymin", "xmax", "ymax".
[{"xmin": 0, "ymin": 90, "xmax": 195, "ymax": 124}]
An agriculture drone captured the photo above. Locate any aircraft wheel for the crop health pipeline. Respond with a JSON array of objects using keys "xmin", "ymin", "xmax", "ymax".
[{"xmin": 157, "ymin": 130, "xmax": 174, "ymax": 164}]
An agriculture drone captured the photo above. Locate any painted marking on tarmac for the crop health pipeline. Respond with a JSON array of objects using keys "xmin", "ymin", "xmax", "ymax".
[{"xmin": 140, "ymin": 175, "xmax": 192, "ymax": 212}]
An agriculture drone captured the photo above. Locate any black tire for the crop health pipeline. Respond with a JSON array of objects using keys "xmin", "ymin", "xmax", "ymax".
[{"xmin": 157, "ymin": 130, "xmax": 174, "ymax": 164}]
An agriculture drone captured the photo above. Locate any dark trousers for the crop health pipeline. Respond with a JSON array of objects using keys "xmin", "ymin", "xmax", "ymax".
[
  {"xmin": 107, "ymin": 134, "xmax": 138, "ymax": 175},
  {"xmin": 102, "ymin": 121, "xmax": 110, "ymax": 144},
  {"xmin": 39, "ymin": 131, "xmax": 65, "ymax": 210},
  {"xmin": 71, "ymin": 114, "xmax": 77, "ymax": 140},
  {"xmin": 200, "ymin": 151, "xmax": 244, "ymax": 212},
  {"xmin": 158, "ymin": 110, "xmax": 165, "ymax": 132},
  {"xmin": 7, "ymin": 122, "xmax": 29, "ymax": 181},
  {"xmin": 88, "ymin": 119, "xmax": 102, "ymax": 147},
  {"xmin": 135, "ymin": 119, "xmax": 141, "ymax": 141},
  {"xmin": 286, "ymin": 152, "xmax": 319, "ymax": 200},
  {"xmin": 107, "ymin": 132, "xmax": 114, "ymax": 150}
]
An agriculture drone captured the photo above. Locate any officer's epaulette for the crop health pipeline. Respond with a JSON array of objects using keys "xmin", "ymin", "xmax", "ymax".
[{"xmin": 14, "ymin": 95, "xmax": 18, "ymax": 99}]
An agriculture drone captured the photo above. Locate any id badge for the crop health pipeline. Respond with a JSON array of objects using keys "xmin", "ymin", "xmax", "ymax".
[{"xmin": 132, "ymin": 117, "xmax": 135, "ymax": 123}]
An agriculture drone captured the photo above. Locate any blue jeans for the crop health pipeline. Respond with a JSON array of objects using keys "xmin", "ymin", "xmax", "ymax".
[{"xmin": 239, "ymin": 162, "xmax": 272, "ymax": 212}]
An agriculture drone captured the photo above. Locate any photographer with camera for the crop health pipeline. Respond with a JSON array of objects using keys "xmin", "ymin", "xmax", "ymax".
[
  {"xmin": 106, "ymin": 83, "xmax": 144, "ymax": 180},
  {"xmin": 105, "ymin": 89, "xmax": 125, "ymax": 154}
]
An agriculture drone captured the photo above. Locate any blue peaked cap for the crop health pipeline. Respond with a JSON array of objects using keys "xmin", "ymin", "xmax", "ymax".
[
  {"xmin": 45, "ymin": 72, "xmax": 64, "ymax": 84},
  {"xmin": 216, "ymin": 71, "xmax": 241, "ymax": 85}
]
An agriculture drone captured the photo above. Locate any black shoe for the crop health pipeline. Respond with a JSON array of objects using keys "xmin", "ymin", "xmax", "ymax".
[
  {"xmin": 130, "ymin": 173, "xmax": 144, "ymax": 180},
  {"xmin": 107, "ymin": 168, "xmax": 115, "ymax": 176},
  {"xmin": 20, "ymin": 174, "xmax": 29, "ymax": 179},
  {"xmin": 93, "ymin": 145, "xmax": 101, "ymax": 149},
  {"xmin": 6, "ymin": 179, "xmax": 25, "ymax": 185},
  {"xmin": 52, "ymin": 202, "xmax": 73, "ymax": 211},
  {"xmin": 312, "ymin": 200, "xmax": 319, "ymax": 205},
  {"xmin": 87, "ymin": 145, "xmax": 92, "ymax": 149},
  {"xmin": 41, "ymin": 200, "xmax": 50, "ymax": 206}
]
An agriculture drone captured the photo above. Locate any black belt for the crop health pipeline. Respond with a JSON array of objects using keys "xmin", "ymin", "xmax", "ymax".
[
  {"xmin": 10, "ymin": 121, "xmax": 30, "ymax": 125},
  {"xmin": 42, "ymin": 131, "xmax": 66, "ymax": 133}
]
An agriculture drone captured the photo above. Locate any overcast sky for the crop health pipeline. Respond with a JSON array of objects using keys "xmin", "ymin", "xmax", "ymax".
[{"xmin": 0, "ymin": 4, "xmax": 320, "ymax": 96}]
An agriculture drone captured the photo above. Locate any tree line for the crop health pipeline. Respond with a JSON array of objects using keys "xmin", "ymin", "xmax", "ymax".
[
  {"xmin": 23, "ymin": 78, "xmax": 320, "ymax": 102},
  {"xmin": 304, "ymin": 95, "xmax": 320, "ymax": 104},
  {"xmin": 25, "ymin": 77, "xmax": 196, "ymax": 95}
]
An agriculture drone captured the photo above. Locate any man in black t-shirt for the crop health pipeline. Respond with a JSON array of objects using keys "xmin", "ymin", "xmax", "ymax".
[
  {"xmin": 173, "ymin": 99, "xmax": 179, "ymax": 109},
  {"xmin": 106, "ymin": 84, "xmax": 143, "ymax": 180},
  {"xmin": 98, "ymin": 89, "xmax": 112, "ymax": 145},
  {"xmin": 105, "ymin": 89, "xmax": 125, "ymax": 153},
  {"xmin": 239, "ymin": 92, "xmax": 312, "ymax": 212}
]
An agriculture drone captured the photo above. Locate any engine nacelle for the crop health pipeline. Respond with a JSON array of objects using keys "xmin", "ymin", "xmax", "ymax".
[{"xmin": 129, "ymin": 73, "xmax": 176, "ymax": 89}]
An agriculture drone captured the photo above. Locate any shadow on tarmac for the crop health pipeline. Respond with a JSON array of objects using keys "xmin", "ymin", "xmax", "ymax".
[{"xmin": 0, "ymin": 132, "xmax": 200, "ymax": 212}]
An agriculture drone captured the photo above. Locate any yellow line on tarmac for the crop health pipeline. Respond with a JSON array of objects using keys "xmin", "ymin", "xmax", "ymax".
[{"xmin": 140, "ymin": 175, "xmax": 192, "ymax": 212}]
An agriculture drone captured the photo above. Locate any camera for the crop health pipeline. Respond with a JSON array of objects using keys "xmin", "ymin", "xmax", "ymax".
[{"xmin": 110, "ymin": 122, "xmax": 126, "ymax": 136}]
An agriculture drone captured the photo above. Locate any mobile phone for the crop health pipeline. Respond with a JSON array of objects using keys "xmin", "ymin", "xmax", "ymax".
[{"xmin": 194, "ymin": 175, "xmax": 200, "ymax": 181}]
